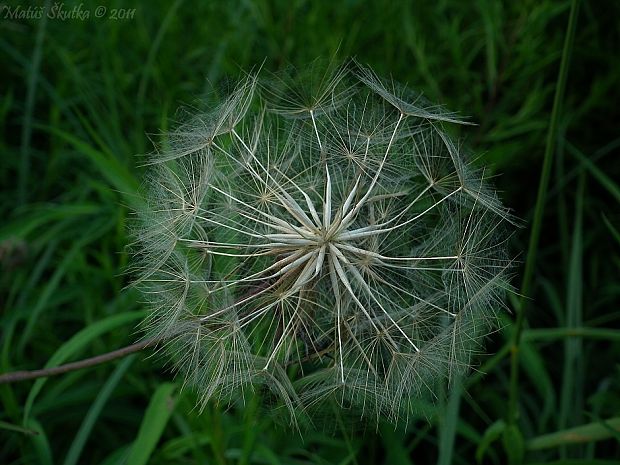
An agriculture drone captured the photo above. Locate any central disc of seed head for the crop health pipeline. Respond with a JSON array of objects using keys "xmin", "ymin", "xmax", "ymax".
[
  {"xmin": 263, "ymin": 164, "xmax": 368, "ymax": 296},
  {"xmin": 256, "ymin": 144, "xmax": 431, "ymax": 367}
]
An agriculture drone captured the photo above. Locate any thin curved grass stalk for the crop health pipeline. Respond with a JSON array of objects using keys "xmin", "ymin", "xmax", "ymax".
[{"xmin": 130, "ymin": 59, "xmax": 514, "ymax": 425}]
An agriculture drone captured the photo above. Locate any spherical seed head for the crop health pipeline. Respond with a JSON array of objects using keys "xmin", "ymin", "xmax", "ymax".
[{"xmin": 131, "ymin": 59, "xmax": 515, "ymax": 426}]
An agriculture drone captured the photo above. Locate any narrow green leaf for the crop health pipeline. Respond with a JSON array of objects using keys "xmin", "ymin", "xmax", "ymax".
[
  {"xmin": 38, "ymin": 125, "xmax": 140, "ymax": 207},
  {"xmin": 160, "ymin": 433, "xmax": 212, "ymax": 460},
  {"xmin": 18, "ymin": 0, "xmax": 49, "ymax": 205},
  {"xmin": 509, "ymin": 0, "xmax": 581, "ymax": 428},
  {"xmin": 125, "ymin": 382, "xmax": 177, "ymax": 465},
  {"xmin": 380, "ymin": 424, "xmax": 411, "ymax": 465},
  {"xmin": 524, "ymin": 327, "xmax": 620, "ymax": 341},
  {"xmin": 567, "ymin": 143, "xmax": 620, "ymax": 204},
  {"xmin": 255, "ymin": 444, "xmax": 284, "ymax": 465},
  {"xmin": 62, "ymin": 355, "xmax": 136, "ymax": 465},
  {"xmin": 602, "ymin": 214, "xmax": 620, "ymax": 246},
  {"xmin": 526, "ymin": 460, "xmax": 620, "ymax": 465},
  {"xmin": 527, "ymin": 417, "xmax": 620, "ymax": 450},
  {"xmin": 18, "ymin": 238, "xmax": 83, "ymax": 353},
  {"xmin": 476, "ymin": 420, "xmax": 505, "ymax": 463},
  {"xmin": 520, "ymin": 340, "xmax": 556, "ymax": 430},
  {"xmin": 239, "ymin": 394, "xmax": 260, "ymax": 465},
  {"xmin": 0, "ymin": 420, "xmax": 39, "ymax": 436},
  {"xmin": 23, "ymin": 311, "xmax": 146, "ymax": 424},
  {"xmin": 333, "ymin": 404, "xmax": 360, "ymax": 465},
  {"xmin": 99, "ymin": 445, "xmax": 130, "ymax": 465},
  {"xmin": 437, "ymin": 379, "xmax": 463, "ymax": 465},
  {"xmin": 136, "ymin": 0, "xmax": 184, "ymax": 111},
  {"xmin": 559, "ymin": 173, "xmax": 584, "ymax": 440},
  {"xmin": 0, "ymin": 204, "xmax": 101, "ymax": 241},
  {"xmin": 502, "ymin": 424, "xmax": 525, "ymax": 465},
  {"xmin": 27, "ymin": 418, "xmax": 53, "ymax": 465}
]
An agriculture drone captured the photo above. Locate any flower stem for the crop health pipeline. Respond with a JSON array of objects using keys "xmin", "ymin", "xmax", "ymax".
[
  {"xmin": 507, "ymin": 0, "xmax": 581, "ymax": 426},
  {"xmin": 0, "ymin": 338, "xmax": 155, "ymax": 384}
]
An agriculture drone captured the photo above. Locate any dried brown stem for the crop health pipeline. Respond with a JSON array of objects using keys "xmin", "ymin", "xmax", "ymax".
[{"xmin": 0, "ymin": 338, "xmax": 157, "ymax": 384}]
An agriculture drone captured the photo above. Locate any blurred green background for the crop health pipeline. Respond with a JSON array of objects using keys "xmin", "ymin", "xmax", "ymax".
[{"xmin": 1, "ymin": 0, "xmax": 619, "ymax": 463}]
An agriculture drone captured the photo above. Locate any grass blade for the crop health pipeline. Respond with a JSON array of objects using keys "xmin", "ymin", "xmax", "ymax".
[
  {"xmin": 27, "ymin": 418, "xmax": 53, "ymax": 465},
  {"xmin": 602, "ymin": 214, "xmax": 620, "ymax": 246},
  {"xmin": 437, "ymin": 378, "xmax": 463, "ymax": 465},
  {"xmin": 527, "ymin": 417, "xmax": 620, "ymax": 450},
  {"xmin": 125, "ymin": 382, "xmax": 177, "ymax": 465},
  {"xmin": 508, "ymin": 0, "xmax": 581, "ymax": 427},
  {"xmin": 62, "ymin": 355, "xmax": 136, "ymax": 465},
  {"xmin": 18, "ymin": 0, "xmax": 50, "ymax": 205},
  {"xmin": 23, "ymin": 311, "xmax": 146, "ymax": 424},
  {"xmin": 559, "ymin": 174, "xmax": 585, "ymax": 439},
  {"xmin": 0, "ymin": 420, "xmax": 39, "ymax": 436},
  {"xmin": 39, "ymin": 126, "xmax": 141, "ymax": 207},
  {"xmin": 567, "ymin": 143, "xmax": 620, "ymax": 204}
]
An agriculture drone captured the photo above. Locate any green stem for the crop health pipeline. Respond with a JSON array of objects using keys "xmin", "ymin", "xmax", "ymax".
[
  {"xmin": 507, "ymin": 0, "xmax": 580, "ymax": 426},
  {"xmin": 524, "ymin": 327, "xmax": 620, "ymax": 342},
  {"xmin": 466, "ymin": 326, "xmax": 616, "ymax": 390},
  {"xmin": 527, "ymin": 417, "xmax": 620, "ymax": 450},
  {"xmin": 18, "ymin": 0, "xmax": 50, "ymax": 205}
]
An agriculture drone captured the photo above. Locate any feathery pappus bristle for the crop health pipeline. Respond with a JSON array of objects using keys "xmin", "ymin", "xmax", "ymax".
[{"xmin": 130, "ymin": 59, "xmax": 515, "ymax": 426}]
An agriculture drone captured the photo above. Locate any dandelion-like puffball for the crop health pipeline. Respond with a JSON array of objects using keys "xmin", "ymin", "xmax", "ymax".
[{"xmin": 132, "ymin": 60, "xmax": 514, "ymax": 425}]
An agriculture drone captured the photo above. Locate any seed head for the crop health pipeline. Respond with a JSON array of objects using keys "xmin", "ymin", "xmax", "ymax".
[{"xmin": 131, "ymin": 60, "xmax": 515, "ymax": 425}]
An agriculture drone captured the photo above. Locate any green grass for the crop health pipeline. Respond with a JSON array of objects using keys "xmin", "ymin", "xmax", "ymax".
[{"xmin": 1, "ymin": 0, "xmax": 620, "ymax": 463}]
